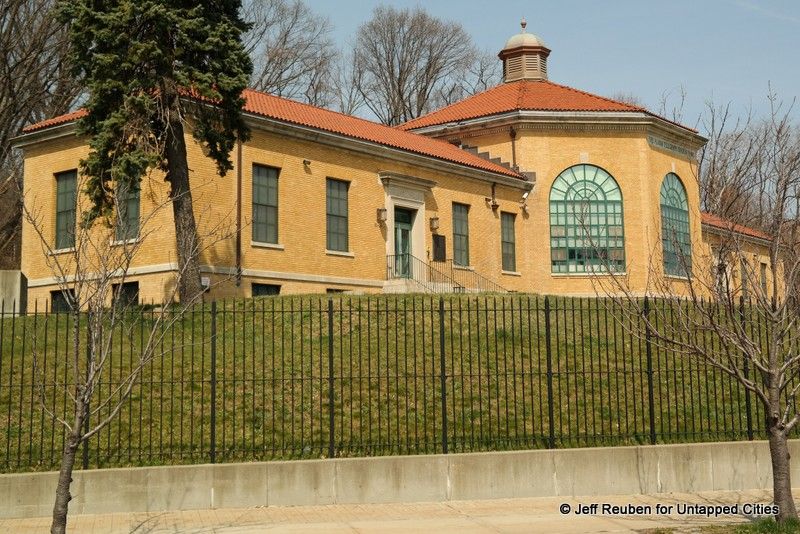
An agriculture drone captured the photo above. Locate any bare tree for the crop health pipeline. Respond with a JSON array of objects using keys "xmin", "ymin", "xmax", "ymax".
[
  {"xmin": 0, "ymin": 0, "xmax": 81, "ymax": 267},
  {"xmin": 658, "ymin": 85, "xmax": 688, "ymax": 125},
  {"xmin": 242, "ymin": 0, "xmax": 338, "ymax": 107},
  {"xmin": 431, "ymin": 50, "xmax": 501, "ymax": 109},
  {"xmin": 350, "ymin": 6, "xmax": 489, "ymax": 126},
  {"xmin": 332, "ymin": 50, "xmax": 366, "ymax": 116},
  {"xmin": 608, "ymin": 91, "xmax": 645, "ymax": 108},
  {"xmin": 594, "ymin": 93, "xmax": 800, "ymax": 523},
  {"xmin": 21, "ymin": 172, "xmax": 232, "ymax": 533},
  {"xmin": 697, "ymin": 102, "xmax": 765, "ymax": 220}
]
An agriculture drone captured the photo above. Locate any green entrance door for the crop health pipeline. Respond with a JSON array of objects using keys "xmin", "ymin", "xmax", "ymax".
[{"xmin": 394, "ymin": 208, "xmax": 414, "ymax": 277}]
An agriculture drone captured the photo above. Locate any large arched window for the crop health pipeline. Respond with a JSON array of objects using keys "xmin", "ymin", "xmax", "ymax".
[
  {"xmin": 660, "ymin": 173, "xmax": 691, "ymax": 276},
  {"xmin": 549, "ymin": 164, "xmax": 625, "ymax": 273}
]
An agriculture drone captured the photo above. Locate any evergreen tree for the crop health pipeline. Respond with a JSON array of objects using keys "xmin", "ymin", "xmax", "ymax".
[{"xmin": 58, "ymin": 0, "xmax": 252, "ymax": 305}]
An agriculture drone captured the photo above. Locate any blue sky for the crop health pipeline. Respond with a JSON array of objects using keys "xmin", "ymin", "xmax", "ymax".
[{"xmin": 312, "ymin": 0, "xmax": 800, "ymax": 126}]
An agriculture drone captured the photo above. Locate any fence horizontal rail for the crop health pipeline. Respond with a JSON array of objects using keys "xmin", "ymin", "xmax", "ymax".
[{"xmin": 0, "ymin": 294, "xmax": 772, "ymax": 473}]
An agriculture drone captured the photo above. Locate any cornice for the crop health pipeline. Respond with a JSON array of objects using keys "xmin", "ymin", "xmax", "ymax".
[
  {"xmin": 11, "ymin": 110, "xmax": 531, "ymax": 191},
  {"xmin": 378, "ymin": 172, "xmax": 437, "ymax": 190},
  {"xmin": 701, "ymin": 223, "xmax": 772, "ymax": 248},
  {"xmin": 411, "ymin": 110, "xmax": 707, "ymax": 154},
  {"xmin": 11, "ymin": 122, "xmax": 79, "ymax": 149},
  {"xmin": 242, "ymin": 113, "xmax": 532, "ymax": 191}
]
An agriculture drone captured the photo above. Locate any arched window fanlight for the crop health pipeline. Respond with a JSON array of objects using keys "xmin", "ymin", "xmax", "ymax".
[
  {"xmin": 549, "ymin": 164, "xmax": 625, "ymax": 273},
  {"xmin": 660, "ymin": 173, "xmax": 691, "ymax": 277}
]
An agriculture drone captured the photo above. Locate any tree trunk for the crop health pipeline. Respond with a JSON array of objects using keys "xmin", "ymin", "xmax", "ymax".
[
  {"xmin": 164, "ymin": 118, "xmax": 204, "ymax": 304},
  {"xmin": 768, "ymin": 423, "xmax": 798, "ymax": 522},
  {"xmin": 50, "ymin": 430, "xmax": 80, "ymax": 534}
]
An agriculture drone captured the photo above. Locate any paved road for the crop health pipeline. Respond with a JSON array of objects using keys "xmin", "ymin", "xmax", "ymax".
[{"xmin": 1, "ymin": 489, "xmax": 777, "ymax": 533}]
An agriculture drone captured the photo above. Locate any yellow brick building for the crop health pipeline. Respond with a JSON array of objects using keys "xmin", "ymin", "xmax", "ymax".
[{"xmin": 13, "ymin": 23, "xmax": 774, "ymax": 308}]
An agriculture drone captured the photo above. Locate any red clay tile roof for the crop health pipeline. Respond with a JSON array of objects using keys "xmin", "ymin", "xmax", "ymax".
[
  {"xmin": 22, "ymin": 109, "xmax": 88, "ymax": 133},
  {"xmin": 701, "ymin": 212, "xmax": 772, "ymax": 241},
  {"xmin": 398, "ymin": 80, "xmax": 696, "ymax": 133},
  {"xmin": 21, "ymin": 89, "xmax": 522, "ymax": 179}
]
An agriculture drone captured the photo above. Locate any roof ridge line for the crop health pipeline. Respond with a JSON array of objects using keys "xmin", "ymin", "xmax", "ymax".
[
  {"xmin": 244, "ymin": 88, "xmax": 413, "ymax": 133},
  {"xmin": 541, "ymin": 80, "xmax": 643, "ymax": 111},
  {"xmin": 516, "ymin": 80, "xmax": 527, "ymax": 110},
  {"xmin": 397, "ymin": 81, "xmax": 529, "ymax": 130},
  {"xmin": 542, "ymin": 80, "xmax": 698, "ymax": 133}
]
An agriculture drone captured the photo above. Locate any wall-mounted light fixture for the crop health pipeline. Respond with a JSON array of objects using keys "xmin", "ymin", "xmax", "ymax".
[
  {"xmin": 376, "ymin": 208, "xmax": 388, "ymax": 223},
  {"xmin": 429, "ymin": 216, "xmax": 440, "ymax": 231},
  {"xmin": 486, "ymin": 183, "xmax": 499, "ymax": 211},
  {"xmin": 303, "ymin": 159, "xmax": 312, "ymax": 166}
]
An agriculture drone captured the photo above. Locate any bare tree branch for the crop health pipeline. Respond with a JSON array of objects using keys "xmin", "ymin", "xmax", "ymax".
[
  {"xmin": 350, "ymin": 6, "xmax": 493, "ymax": 126},
  {"xmin": 592, "ymin": 90, "xmax": 800, "ymax": 522},
  {"xmin": 243, "ymin": 0, "xmax": 338, "ymax": 107},
  {"xmin": 0, "ymin": 0, "xmax": 81, "ymax": 268}
]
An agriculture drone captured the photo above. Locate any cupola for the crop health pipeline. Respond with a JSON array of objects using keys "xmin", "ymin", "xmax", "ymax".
[{"xmin": 499, "ymin": 19, "xmax": 550, "ymax": 82}]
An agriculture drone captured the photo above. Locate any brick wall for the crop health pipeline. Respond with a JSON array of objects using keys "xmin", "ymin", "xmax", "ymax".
[{"xmin": 20, "ymin": 117, "xmax": 770, "ymax": 306}]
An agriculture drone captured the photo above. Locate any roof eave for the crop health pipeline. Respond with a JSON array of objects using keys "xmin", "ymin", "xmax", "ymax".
[
  {"xmin": 701, "ymin": 223, "xmax": 773, "ymax": 247},
  {"xmin": 11, "ymin": 109, "xmax": 528, "ymax": 187},
  {"xmin": 241, "ymin": 112, "xmax": 531, "ymax": 190},
  {"xmin": 11, "ymin": 122, "xmax": 79, "ymax": 149},
  {"xmin": 407, "ymin": 110, "xmax": 706, "ymax": 151}
]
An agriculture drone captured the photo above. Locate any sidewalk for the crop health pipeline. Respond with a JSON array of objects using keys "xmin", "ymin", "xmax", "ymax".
[{"xmin": 1, "ymin": 489, "xmax": 775, "ymax": 533}]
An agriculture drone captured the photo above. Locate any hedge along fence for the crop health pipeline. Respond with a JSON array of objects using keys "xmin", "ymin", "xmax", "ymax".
[{"xmin": 0, "ymin": 294, "xmax": 767, "ymax": 473}]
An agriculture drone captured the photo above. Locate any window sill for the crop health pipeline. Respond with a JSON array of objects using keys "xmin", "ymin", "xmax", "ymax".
[
  {"xmin": 665, "ymin": 274, "xmax": 692, "ymax": 282},
  {"xmin": 501, "ymin": 270, "xmax": 521, "ymax": 277},
  {"xmin": 452, "ymin": 264, "xmax": 474, "ymax": 271},
  {"xmin": 551, "ymin": 272, "xmax": 628, "ymax": 278},
  {"xmin": 48, "ymin": 247, "xmax": 75, "ymax": 256},
  {"xmin": 252, "ymin": 241, "xmax": 285, "ymax": 250},
  {"xmin": 110, "ymin": 238, "xmax": 139, "ymax": 246},
  {"xmin": 326, "ymin": 249, "xmax": 354, "ymax": 258}
]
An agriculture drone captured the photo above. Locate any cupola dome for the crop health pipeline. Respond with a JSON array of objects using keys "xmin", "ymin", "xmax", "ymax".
[{"xmin": 499, "ymin": 19, "xmax": 550, "ymax": 82}]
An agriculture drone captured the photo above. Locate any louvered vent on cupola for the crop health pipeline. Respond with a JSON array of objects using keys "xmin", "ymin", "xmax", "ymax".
[{"xmin": 498, "ymin": 19, "xmax": 550, "ymax": 82}]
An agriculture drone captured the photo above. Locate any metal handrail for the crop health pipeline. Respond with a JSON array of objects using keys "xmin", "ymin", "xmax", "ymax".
[
  {"xmin": 386, "ymin": 253, "xmax": 464, "ymax": 293},
  {"xmin": 387, "ymin": 254, "xmax": 506, "ymax": 294},
  {"xmin": 434, "ymin": 259, "xmax": 507, "ymax": 293}
]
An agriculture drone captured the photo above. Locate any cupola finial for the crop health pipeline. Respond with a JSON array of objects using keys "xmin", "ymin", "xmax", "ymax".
[{"xmin": 520, "ymin": 17, "xmax": 527, "ymax": 32}]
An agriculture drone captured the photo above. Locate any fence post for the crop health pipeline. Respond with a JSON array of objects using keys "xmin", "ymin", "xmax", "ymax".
[
  {"xmin": 740, "ymin": 296, "xmax": 754, "ymax": 440},
  {"xmin": 82, "ymin": 311, "xmax": 91, "ymax": 470},
  {"xmin": 644, "ymin": 297, "xmax": 657, "ymax": 445},
  {"xmin": 544, "ymin": 296, "xmax": 555, "ymax": 449},
  {"xmin": 210, "ymin": 301, "xmax": 217, "ymax": 464},
  {"xmin": 328, "ymin": 298, "xmax": 335, "ymax": 459},
  {"xmin": 439, "ymin": 297, "xmax": 448, "ymax": 454}
]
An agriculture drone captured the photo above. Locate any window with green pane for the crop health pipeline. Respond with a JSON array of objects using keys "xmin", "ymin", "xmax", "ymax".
[
  {"xmin": 115, "ymin": 182, "xmax": 140, "ymax": 241},
  {"xmin": 549, "ymin": 164, "xmax": 625, "ymax": 273},
  {"xmin": 501, "ymin": 211, "xmax": 516, "ymax": 271},
  {"xmin": 660, "ymin": 173, "xmax": 691, "ymax": 277},
  {"xmin": 55, "ymin": 170, "xmax": 77, "ymax": 249},
  {"xmin": 452, "ymin": 203, "xmax": 470, "ymax": 266},
  {"xmin": 51, "ymin": 289, "xmax": 75, "ymax": 313},
  {"xmin": 253, "ymin": 165, "xmax": 279, "ymax": 244},
  {"xmin": 326, "ymin": 178, "xmax": 349, "ymax": 251}
]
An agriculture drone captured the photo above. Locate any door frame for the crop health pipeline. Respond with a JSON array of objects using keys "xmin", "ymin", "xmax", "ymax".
[{"xmin": 394, "ymin": 207, "xmax": 415, "ymax": 277}]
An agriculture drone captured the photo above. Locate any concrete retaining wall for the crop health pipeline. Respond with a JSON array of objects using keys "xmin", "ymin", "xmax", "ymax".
[
  {"xmin": 2, "ymin": 440, "xmax": 794, "ymax": 519},
  {"xmin": 0, "ymin": 270, "xmax": 26, "ymax": 315}
]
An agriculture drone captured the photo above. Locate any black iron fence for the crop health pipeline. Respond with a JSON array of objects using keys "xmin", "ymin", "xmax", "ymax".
[{"xmin": 0, "ymin": 295, "xmax": 772, "ymax": 472}]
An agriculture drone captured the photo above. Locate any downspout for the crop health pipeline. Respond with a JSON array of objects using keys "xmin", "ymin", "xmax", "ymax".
[
  {"xmin": 510, "ymin": 126, "xmax": 518, "ymax": 170},
  {"xmin": 235, "ymin": 138, "xmax": 243, "ymax": 286}
]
